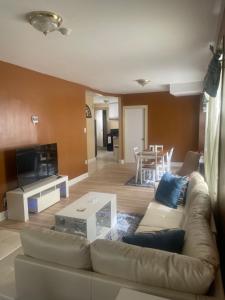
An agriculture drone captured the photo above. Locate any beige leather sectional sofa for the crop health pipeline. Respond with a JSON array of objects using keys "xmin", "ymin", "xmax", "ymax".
[{"xmin": 15, "ymin": 172, "xmax": 224, "ymax": 300}]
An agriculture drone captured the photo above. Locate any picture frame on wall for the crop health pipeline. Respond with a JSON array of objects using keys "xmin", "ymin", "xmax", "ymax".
[{"xmin": 85, "ymin": 104, "xmax": 92, "ymax": 118}]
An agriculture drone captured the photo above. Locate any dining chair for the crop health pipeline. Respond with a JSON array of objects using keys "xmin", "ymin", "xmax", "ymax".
[
  {"xmin": 155, "ymin": 145, "xmax": 163, "ymax": 152},
  {"xmin": 133, "ymin": 147, "xmax": 139, "ymax": 161},
  {"xmin": 135, "ymin": 148, "xmax": 155, "ymax": 184},
  {"xmin": 140, "ymin": 151, "xmax": 163, "ymax": 183},
  {"xmin": 140, "ymin": 155, "xmax": 154, "ymax": 183},
  {"xmin": 165, "ymin": 147, "xmax": 174, "ymax": 172},
  {"xmin": 149, "ymin": 145, "xmax": 155, "ymax": 152},
  {"xmin": 133, "ymin": 147, "xmax": 140, "ymax": 183}
]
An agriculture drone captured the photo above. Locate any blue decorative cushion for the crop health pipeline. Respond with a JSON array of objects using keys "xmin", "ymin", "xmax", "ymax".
[
  {"xmin": 155, "ymin": 172, "xmax": 187, "ymax": 208},
  {"xmin": 122, "ymin": 229, "xmax": 185, "ymax": 253}
]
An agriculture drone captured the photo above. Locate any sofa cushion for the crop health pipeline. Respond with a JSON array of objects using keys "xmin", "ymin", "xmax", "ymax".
[
  {"xmin": 122, "ymin": 229, "xmax": 185, "ymax": 253},
  {"xmin": 155, "ymin": 173, "xmax": 187, "ymax": 208},
  {"xmin": 20, "ymin": 227, "xmax": 91, "ymax": 270},
  {"xmin": 137, "ymin": 201, "xmax": 184, "ymax": 231},
  {"xmin": 182, "ymin": 214, "xmax": 219, "ymax": 268},
  {"xmin": 91, "ymin": 239, "xmax": 215, "ymax": 295}
]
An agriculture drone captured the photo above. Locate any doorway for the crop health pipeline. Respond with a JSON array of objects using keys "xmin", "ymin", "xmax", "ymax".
[
  {"xmin": 123, "ymin": 105, "xmax": 148, "ymax": 163},
  {"xmin": 85, "ymin": 90, "xmax": 120, "ymax": 167},
  {"xmin": 95, "ymin": 109, "xmax": 107, "ymax": 150}
]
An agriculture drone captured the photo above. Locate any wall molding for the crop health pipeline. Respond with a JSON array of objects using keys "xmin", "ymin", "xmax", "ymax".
[
  {"xmin": 0, "ymin": 210, "xmax": 7, "ymax": 222},
  {"xmin": 69, "ymin": 173, "xmax": 88, "ymax": 186},
  {"xmin": 88, "ymin": 157, "xmax": 96, "ymax": 163}
]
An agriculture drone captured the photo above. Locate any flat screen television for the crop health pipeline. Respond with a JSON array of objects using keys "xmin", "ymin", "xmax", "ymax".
[{"xmin": 16, "ymin": 143, "xmax": 58, "ymax": 187}]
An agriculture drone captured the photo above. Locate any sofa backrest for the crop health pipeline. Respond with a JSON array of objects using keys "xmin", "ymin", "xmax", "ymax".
[
  {"xmin": 180, "ymin": 172, "xmax": 219, "ymax": 271},
  {"xmin": 182, "ymin": 213, "xmax": 219, "ymax": 266},
  {"xmin": 90, "ymin": 239, "xmax": 215, "ymax": 295},
  {"xmin": 182, "ymin": 172, "xmax": 211, "ymax": 226},
  {"xmin": 21, "ymin": 227, "xmax": 92, "ymax": 270}
]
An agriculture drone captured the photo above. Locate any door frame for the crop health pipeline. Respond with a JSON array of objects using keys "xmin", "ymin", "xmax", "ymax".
[{"xmin": 123, "ymin": 105, "xmax": 148, "ymax": 162}]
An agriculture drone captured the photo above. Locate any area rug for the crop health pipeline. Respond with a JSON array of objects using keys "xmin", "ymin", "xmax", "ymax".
[
  {"xmin": 106, "ymin": 212, "xmax": 143, "ymax": 241},
  {"xmin": 54, "ymin": 212, "xmax": 143, "ymax": 242},
  {"xmin": 0, "ymin": 229, "xmax": 21, "ymax": 260},
  {"xmin": 125, "ymin": 175, "xmax": 156, "ymax": 188}
]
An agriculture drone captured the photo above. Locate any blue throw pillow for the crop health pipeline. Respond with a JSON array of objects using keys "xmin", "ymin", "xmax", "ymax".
[
  {"xmin": 155, "ymin": 172, "xmax": 187, "ymax": 208},
  {"xmin": 122, "ymin": 229, "xmax": 185, "ymax": 253}
]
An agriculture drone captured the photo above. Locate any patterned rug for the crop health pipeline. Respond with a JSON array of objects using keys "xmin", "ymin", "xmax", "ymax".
[
  {"xmin": 54, "ymin": 212, "xmax": 143, "ymax": 241},
  {"xmin": 106, "ymin": 212, "xmax": 143, "ymax": 241},
  {"xmin": 125, "ymin": 175, "xmax": 156, "ymax": 188}
]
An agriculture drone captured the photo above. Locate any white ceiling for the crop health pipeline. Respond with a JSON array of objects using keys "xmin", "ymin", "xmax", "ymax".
[{"xmin": 0, "ymin": 0, "xmax": 224, "ymax": 94}]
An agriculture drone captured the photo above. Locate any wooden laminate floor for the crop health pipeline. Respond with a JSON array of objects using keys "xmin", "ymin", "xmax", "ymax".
[{"xmin": 0, "ymin": 154, "xmax": 154, "ymax": 232}]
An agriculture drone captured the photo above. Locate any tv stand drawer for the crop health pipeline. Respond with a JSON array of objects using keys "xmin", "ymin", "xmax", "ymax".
[{"xmin": 28, "ymin": 188, "xmax": 60, "ymax": 213}]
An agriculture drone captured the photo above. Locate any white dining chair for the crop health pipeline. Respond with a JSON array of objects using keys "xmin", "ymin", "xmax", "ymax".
[
  {"xmin": 155, "ymin": 145, "xmax": 163, "ymax": 152},
  {"xmin": 165, "ymin": 147, "xmax": 174, "ymax": 172},
  {"xmin": 140, "ymin": 151, "xmax": 162, "ymax": 183},
  {"xmin": 134, "ymin": 148, "xmax": 154, "ymax": 184},
  {"xmin": 133, "ymin": 147, "xmax": 140, "ymax": 183},
  {"xmin": 133, "ymin": 147, "xmax": 139, "ymax": 161},
  {"xmin": 149, "ymin": 145, "xmax": 155, "ymax": 152}
]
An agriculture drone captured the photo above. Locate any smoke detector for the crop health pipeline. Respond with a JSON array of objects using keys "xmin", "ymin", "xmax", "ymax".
[{"xmin": 27, "ymin": 11, "xmax": 72, "ymax": 36}]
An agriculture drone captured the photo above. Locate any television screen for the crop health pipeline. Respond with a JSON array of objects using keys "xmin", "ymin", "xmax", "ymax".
[{"xmin": 16, "ymin": 143, "xmax": 58, "ymax": 187}]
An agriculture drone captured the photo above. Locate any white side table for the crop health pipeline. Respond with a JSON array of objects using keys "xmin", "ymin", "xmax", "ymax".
[{"xmin": 115, "ymin": 288, "xmax": 170, "ymax": 300}]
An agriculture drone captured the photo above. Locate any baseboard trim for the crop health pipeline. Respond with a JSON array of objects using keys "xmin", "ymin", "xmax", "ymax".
[
  {"xmin": 0, "ymin": 210, "xmax": 7, "ymax": 222},
  {"xmin": 69, "ymin": 173, "xmax": 88, "ymax": 186},
  {"xmin": 88, "ymin": 157, "xmax": 96, "ymax": 163}
]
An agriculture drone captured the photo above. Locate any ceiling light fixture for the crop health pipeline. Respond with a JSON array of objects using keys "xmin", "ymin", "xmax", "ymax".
[
  {"xmin": 27, "ymin": 11, "xmax": 72, "ymax": 36},
  {"xmin": 135, "ymin": 79, "xmax": 150, "ymax": 87}
]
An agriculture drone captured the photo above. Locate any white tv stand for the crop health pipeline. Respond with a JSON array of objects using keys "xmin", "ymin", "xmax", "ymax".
[{"xmin": 6, "ymin": 175, "xmax": 69, "ymax": 222}]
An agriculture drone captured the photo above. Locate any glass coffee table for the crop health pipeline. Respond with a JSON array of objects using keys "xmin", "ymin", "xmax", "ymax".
[{"xmin": 55, "ymin": 192, "xmax": 117, "ymax": 242}]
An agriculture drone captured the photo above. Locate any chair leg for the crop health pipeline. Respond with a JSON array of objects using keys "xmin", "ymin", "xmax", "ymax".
[
  {"xmin": 135, "ymin": 159, "xmax": 139, "ymax": 183},
  {"xmin": 153, "ymin": 169, "xmax": 156, "ymax": 182}
]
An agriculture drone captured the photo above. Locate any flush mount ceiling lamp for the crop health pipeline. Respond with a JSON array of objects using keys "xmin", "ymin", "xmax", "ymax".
[
  {"xmin": 27, "ymin": 11, "xmax": 72, "ymax": 36},
  {"xmin": 135, "ymin": 79, "xmax": 150, "ymax": 87}
]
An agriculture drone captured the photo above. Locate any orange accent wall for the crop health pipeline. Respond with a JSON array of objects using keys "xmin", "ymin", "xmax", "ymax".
[
  {"xmin": 122, "ymin": 92, "xmax": 200, "ymax": 161},
  {"xmin": 0, "ymin": 61, "xmax": 87, "ymax": 211}
]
